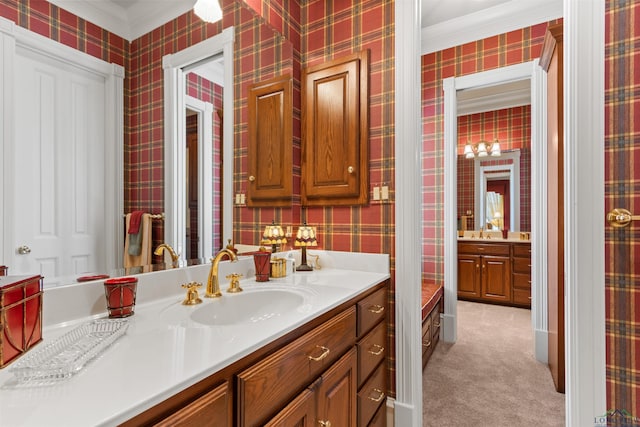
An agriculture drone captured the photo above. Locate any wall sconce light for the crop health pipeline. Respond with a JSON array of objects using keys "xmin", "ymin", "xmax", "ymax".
[
  {"xmin": 463, "ymin": 139, "xmax": 501, "ymax": 159},
  {"xmin": 263, "ymin": 221, "xmax": 286, "ymax": 253},
  {"xmin": 193, "ymin": 0, "xmax": 223, "ymax": 23},
  {"xmin": 294, "ymin": 223, "xmax": 318, "ymax": 272}
]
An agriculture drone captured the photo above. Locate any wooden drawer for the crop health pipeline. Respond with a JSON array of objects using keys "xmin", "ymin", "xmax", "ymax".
[
  {"xmin": 512, "ymin": 243, "xmax": 531, "ymax": 258},
  {"xmin": 153, "ymin": 382, "xmax": 231, "ymax": 427},
  {"xmin": 357, "ymin": 362, "xmax": 386, "ymax": 427},
  {"xmin": 358, "ymin": 321, "xmax": 386, "ymax": 388},
  {"xmin": 421, "ymin": 315, "xmax": 432, "ymax": 368},
  {"xmin": 513, "ymin": 288, "xmax": 531, "ymax": 306},
  {"xmin": 458, "ymin": 242, "xmax": 510, "ymax": 256},
  {"xmin": 357, "ymin": 287, "xmax": 386, "ymax": 337},
  {"xmin": 512, "ymin": 257, "xmax": 531, "ymax": 274},
  {"xmin": 237, "ymin": 307, "xmax": 356, "ymax": 427},
  {"xmin": 512, "ymin": 272, "xmax": 531, "ymax": 290},
  {"xmin": 430, "ymin": 303, "xmax": 441, "ymax": 348},
  {"xmin": 368, "ymin": 400, "xmax": 387, "ymax": 427}
]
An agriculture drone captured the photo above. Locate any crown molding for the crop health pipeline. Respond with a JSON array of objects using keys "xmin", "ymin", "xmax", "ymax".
[
  {"xmin": 421, "ymin": 0, "xmax": 563, "ymax": 55},
  {"xmin": 47, "ymin": 0, "xmax": 195, "ymax": 42}
]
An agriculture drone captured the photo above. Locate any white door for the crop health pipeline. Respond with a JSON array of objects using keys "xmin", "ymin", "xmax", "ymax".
[{"xmin": 10, "ymin": 46, "xmax": 106, "ymax": 287}]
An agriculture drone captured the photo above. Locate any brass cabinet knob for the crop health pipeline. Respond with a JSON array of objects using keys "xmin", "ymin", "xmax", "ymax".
[
  {"xmin": 318, "ymin": 421, "xmax": 332, "ymax": 427},
  {"xmin": 249, "ymin": 175, "xmax": 256, "ymax": 182},
  {"xmin": 347, "ymin": 166, "xmax": 354, "ymax": 174}
]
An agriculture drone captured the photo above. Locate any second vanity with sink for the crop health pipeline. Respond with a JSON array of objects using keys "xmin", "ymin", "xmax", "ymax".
[{"xmin": 0, "ymin": 250, "xmax": 389, "ymax": 427}]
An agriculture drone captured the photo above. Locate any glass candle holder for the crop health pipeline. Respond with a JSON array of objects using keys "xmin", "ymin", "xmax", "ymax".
[{"xmin": 104, "ymin": 277, "xmax": 138, "ymax": 318}]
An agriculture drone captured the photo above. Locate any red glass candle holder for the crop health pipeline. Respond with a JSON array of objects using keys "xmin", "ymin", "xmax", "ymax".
[
  {"xmin": 104, "ymin": 277, "xmax": 138, "ymax": 318},
  {"xmin": 252, "ymin": 251, "xmax": 271, "ymax": 282}
]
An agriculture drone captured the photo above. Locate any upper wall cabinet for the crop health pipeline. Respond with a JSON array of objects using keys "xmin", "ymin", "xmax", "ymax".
[
  {"xmin": 302, "ymin": 50, "xmax": 369, "ymax": 206},
  {"xmin": 247, "ymin": 75, "xmax": 293, "ymax": 207}
]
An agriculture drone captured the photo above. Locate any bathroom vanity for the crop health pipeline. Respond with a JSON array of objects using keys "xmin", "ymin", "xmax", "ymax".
[
  {"xmin": 0, "ymin": 251, "xmax": 390, "ymax": 427},
  {"xmin": 457, "ymin": 239, "xmax": 531, "ymax": 308}
]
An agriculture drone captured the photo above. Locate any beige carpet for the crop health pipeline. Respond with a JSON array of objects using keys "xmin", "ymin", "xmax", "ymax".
[{"xmin": 423, "ymin": 301, "xmax": 565, "ymax": 426}]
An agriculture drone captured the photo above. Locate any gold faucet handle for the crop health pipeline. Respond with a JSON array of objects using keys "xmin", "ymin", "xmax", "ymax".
[
  {"xmin": 225, "ymin": 273, "xmax": 243, "ymax": 293},
  {"xmin": 181, "ymin": 282, "xmax": 203, "ymax": 305}
]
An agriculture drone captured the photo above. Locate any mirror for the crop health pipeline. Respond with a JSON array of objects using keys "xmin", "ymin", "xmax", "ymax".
[
  {"xmin": 456, "ymin": 106, "xmax": 531, "ymax": 234},
  {"xmin": 2, "ymin": 2, "xmax": 298, "ymax": 289}
]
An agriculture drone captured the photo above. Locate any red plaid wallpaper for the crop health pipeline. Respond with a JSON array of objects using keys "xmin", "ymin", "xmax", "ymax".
[
  {"xmin": 457, "ymin": 106, "xmax": 532, "ymax": 232},
  {"xmin": 0, "ymin": 0, "xmax": 127, "ymax": 67},
  {"xmin": 421, "ymin": 21, "xmax": 551, "ymax": 285},
  {"xmin": 604, "ymin": 0, "xmax": 640, "ymax": 416}
]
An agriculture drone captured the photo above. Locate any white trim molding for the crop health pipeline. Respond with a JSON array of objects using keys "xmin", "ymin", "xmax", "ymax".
[
  {"xmin": 564, "ymin": 0, "xmax": 606, "ymax": 423},
  {"xmin": 421, "ymin": 0, "xmax": 563, "ymax": 55},
  {"xmin": 443, "ymin": 62, "xmax": 546, "ymax": 366},
  {"xmin": 394, "ymin": 0, "xmax": 423, "ymax": 425},
  {"xmin": 0, "ymin": 17, "xmax": 124, "ymax": 273}
]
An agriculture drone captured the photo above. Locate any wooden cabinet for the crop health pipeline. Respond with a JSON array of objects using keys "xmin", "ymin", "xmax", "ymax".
[
  {"xmin": 121, "ymin": 281, "xmax": 388, "ymax": 427},
  {"xmin": 457, "ymin": 241, "xmax": 530, "ymax": 308},
  {"xmin": 152, "ymin": 382, "xmax": 231, "ymax": 427},
  {"xmin": 421, "ymin": 293, "xmax": 443, "ymax": 369},
  {"xmin": 458, "ymin": 243, "xmax": 511, "ymax": 304},
  {"xmin": 512, "ymin": 243, "xmax": 532, "ymax": 306},
  {"xmin": 247, "ymin": 75, "xmax": 292, "ymax": 207},
  {"xmin": 302, "ymin": 51, "xmax": 369, "ymax": 206},
  {"xmin": 237, "ymin": 308, "xmax": 356, "ymax": 426}
]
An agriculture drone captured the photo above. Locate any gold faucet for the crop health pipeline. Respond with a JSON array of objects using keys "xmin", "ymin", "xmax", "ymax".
[
  {"xmin": 206, "ymin": 248, "xmax": 237, "ymax": 298},
  {"xmin": 154, "ymin": 243, "xmax": 180, "ymax": 268}
]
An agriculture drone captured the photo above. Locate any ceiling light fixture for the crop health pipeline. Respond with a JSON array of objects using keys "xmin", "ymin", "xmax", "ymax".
[
  {"xmin": 463, "ymin": 138, "xmax": 501, "ymax": 159},
  {"xmin": 193, "ymin": 0, "xmax": 223, "ymax": 23}
]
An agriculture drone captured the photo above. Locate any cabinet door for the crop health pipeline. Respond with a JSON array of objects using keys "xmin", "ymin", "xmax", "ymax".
[
  {"xmin": 315, "ymin": 347, "xmax": 357, "ymax": 427},
  {"xmin": 481, "ymin": 256, "xmax": 512, "ymax": 303},
  {"xmin": 265, "ymin": 388, "xmax": 316, "ymax": 427},
  {"xmin": 302, "ymin": 50, "xmax": 369, "ymax": 206},
  {"xmin": 457, "ymin": 254, "xmax": 481, "ymax": 299},
  {"xmin": 152, "ymin": 382, "xmax": 230, "ymax": 427},
  {"xmin": 247, "ymin": 74, "xmax": 292, "ymax": 207}
]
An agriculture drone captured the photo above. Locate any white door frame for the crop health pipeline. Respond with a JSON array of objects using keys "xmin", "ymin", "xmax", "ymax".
[
  {"xmin": 162, "ymin": 27, "xmax": 234, "ymax": 261},
  {"xmin": 442, "ymin": 61, "xmax": 547, "ymax": 358},
  {"xmin": 0, "ymin": 17, "xmax": 124, "ymax": 274},
  {"xmin": 184, "ymin": 95, "xmax": 214, "ymax": 260}
]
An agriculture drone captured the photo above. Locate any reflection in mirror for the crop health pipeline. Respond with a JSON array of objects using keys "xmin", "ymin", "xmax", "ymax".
[
  {"xmin": 164, "ymin": 27, "xmax": 235, "ymax": 263},
  {"xmin": 475, "ymin": 149, "xmax": 520, "ymax": 232}
]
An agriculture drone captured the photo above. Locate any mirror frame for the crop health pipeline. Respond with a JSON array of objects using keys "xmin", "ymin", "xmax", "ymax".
[
  {"xmin": 162, "ymin": 27, "xmax": 235, "ymax": 261},
  {"xmin": 474, "ymin": 149, "xmax": 521, "ymax": 231}
]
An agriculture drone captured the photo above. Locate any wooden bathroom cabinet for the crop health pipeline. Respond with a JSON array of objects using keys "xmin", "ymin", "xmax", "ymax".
[
  {"xmin": 120, "ymin": 281, "xmax": 388, "ymax": 427},
  {"xmin": 247, "ymin": 75, "xmax": 293, "ymax": 207},
  {"xmin": 302, "ymin": 50, "xmax": 369, "ymax": 206}
]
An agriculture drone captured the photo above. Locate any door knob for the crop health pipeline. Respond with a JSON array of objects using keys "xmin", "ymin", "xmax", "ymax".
[
  {"xmin": 17, "ymin": 245, "xmax": 31, "ymax": 255},
  {"xmin": 606, "ymin": 208, "xmax": 639, "ymax": 228}
]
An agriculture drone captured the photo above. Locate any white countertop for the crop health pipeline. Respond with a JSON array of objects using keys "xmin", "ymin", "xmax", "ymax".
[{"xmin": 0, "ymin": 251, "xmax": 389, "ymax": 427}]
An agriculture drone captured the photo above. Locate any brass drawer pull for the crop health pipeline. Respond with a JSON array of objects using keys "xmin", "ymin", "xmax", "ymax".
[
  {"xmin": 368, "ymin": 304, "xmax": 385, "ymax": 314},
  {"xmin": 367, "ymin": 388, "xmax": 385, "ymax": 403},
  {"xmin": 422, "ymin": 339, "xmax": 432, "ymax": 348},
  {"xmin": 368, "ymin": 344, "xmax": 385, "ymax": 356},
  {"xmin": 307, "ymin": 345, "xmax": 330, "ymax": 362},
  {"xmin": 318, "ymin": 421, "xmax": 332, "ymax": 427}
]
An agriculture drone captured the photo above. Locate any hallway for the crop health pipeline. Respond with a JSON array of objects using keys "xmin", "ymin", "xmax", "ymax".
[{"xmin": 423, "ymin": 301, "xmax": 565, "ymax": 426}]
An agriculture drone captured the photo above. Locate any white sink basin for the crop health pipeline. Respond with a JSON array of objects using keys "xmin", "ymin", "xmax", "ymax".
[{"xmin": 190, "ymin": 289, "xmax": 306, "ymax": 326}]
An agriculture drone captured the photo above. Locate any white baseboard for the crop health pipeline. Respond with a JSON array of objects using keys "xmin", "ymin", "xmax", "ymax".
[
  {"xmin": 442, "ymin": 312, "xmax": 457, "ymax": 343},
  {"xmin": 386, "ymin": 397, "xmax": 395, "ymax": 427},
  {"xmin": 534, "ymin": 328, "xmax": 548, "ymax": 364},
  {"xmin": 393, "ymin": 400, "xmax": 415, "ymax": 427}
]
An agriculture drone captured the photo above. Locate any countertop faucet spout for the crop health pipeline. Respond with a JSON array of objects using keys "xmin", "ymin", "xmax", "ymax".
[
  {"xmin": 206, "ymin": 249, "xmax": 238, "ymax": 298},
  {"xmin": 154, "ymin": 243, "xmax": 180, "ymax": 268}
]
